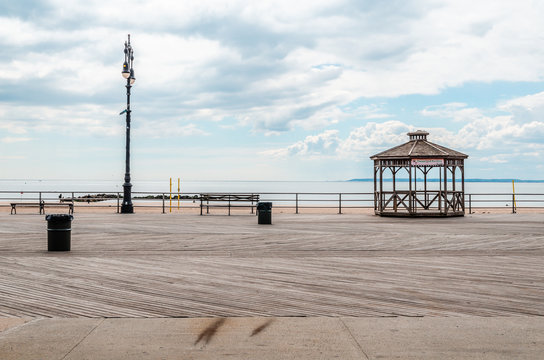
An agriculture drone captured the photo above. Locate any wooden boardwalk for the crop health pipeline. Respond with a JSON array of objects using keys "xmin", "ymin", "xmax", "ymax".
[{"xmin": 0, "ymin": 213, "xmax": 543, "ymax": 318}]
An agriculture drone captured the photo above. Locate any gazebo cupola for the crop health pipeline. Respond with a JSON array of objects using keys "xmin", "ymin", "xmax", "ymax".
[{"xmin": 370, "ymin": 130, "xmax": 468, "ymax": 217}]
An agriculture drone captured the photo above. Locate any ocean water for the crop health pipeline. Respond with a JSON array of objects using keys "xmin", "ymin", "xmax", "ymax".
[
  {"xmin": 0, "ymin": 179, "xmax": 542, "ymax": 207},
  {"xmin": 0, "ymin": 178, "xmax": 542, "ymax": 193}
]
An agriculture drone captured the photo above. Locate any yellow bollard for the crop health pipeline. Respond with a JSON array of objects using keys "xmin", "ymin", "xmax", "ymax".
[
  {"xmin": 169, "ymin": 177, "xmax": 172, "ymax": 213},
  {"xmin": 178, "ymin": 178, "xmax": 180, "ymax": 210},
  {"xmin": 512, "ymin": 179, "xmax": 517, "ymax": 213}
]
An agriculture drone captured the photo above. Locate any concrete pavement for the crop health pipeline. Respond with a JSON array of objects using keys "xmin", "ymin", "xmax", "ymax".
[{"xmin": 1, "ymin": 316, "xmax": 543, "ymax": 359}]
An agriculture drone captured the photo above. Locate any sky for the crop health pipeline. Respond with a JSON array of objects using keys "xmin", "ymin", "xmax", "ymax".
[{"xmin": 1, "ymin": 0, "xmax": 544, "ymax": 182}]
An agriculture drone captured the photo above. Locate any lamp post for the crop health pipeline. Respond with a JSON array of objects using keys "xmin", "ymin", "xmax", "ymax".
[{"xmin": 121, "ymin": 34, "xmax": 135, "ymax": 213}]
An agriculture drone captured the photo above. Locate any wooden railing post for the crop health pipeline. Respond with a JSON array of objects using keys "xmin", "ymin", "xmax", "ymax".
[
  {"xmin": 296, "ymin": 193, "xmax": 299, "ymax": 214},
  {"xmin": 338, "ymin": 193, "xmax": 342, "ymax": 214}
]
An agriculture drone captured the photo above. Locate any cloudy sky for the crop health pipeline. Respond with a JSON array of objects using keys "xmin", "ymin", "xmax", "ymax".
[{"xmin": 1, "ymin": 0, "xmax": 544, "ymax": 181}]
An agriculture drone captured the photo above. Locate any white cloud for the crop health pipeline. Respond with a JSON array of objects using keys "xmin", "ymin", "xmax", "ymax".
[
  {"xmin": 137, "ymin": 34, "xmax": 242, "ymax": 92},
  {"xmin": 135, "ymin": 122, "xmax": 209, "ymax": 138},
  {"xmin": 479, "ymin": 154, "xmax": 509, "ymax": 164},
  {"xmin": 0, "ymin": 155, "xmax": 25, "ymax": 160},
  {"xmin": 2, "ymin": 0, "xmax": 544, "ymax": 179},
  {"xmin": 430, "ymin": 92, "xmax": 544, "ymax": 150},
  {"xmin": 0, "ymin": 103, "xmax": 122, "ymax": 136},
  {"xmin": 1, "ymin": 137, "xmax": 32, "ymax": 143},
  {"xmin": 263, "ymin": 121, "xmax": 412, "ymax": 159},
  {"xmin": 499, "ymin": 92, "xmax": 544, "ymax": 112},
  {"xmin": 262, "ymin": 129, "xmax": 340, "ymax": 158},
  {"xmin": 338, "ymin": 121, "xmax": 413, "ymax": 158},
  {"xmin": 421, "ymin": 103, "xmax": 474, "ymax": 120},
  {"xmin": 0, "ymin": 121, "xmax": 27, "ymax": 135},
  {"xmin": 418, "ymin": 93, "xmax": 544, "ymax": 152},
  {"xmin": 0, "ymin": 17, "xmax": 70, "ymax": 47},
  {"xmin": 264, "ymin": 90, "xmax": 544, "ymax": 166},
  {"xmin": 3, "ymin": 0, "xmax": 544, "ymax": 135},
  {"xmin": 496, "ymin": 91, "xmax": 544, "ymax": 125}
]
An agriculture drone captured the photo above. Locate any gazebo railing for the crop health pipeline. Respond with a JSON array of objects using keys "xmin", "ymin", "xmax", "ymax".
[{"xmin": 376, "ymin": 190, "xmax": 465, "ymax": 214}]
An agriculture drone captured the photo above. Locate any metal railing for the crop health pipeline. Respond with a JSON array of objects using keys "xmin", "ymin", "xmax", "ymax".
[{"xmin": 1, "ymin": 190, "xmax": 543, "ymax": 214}]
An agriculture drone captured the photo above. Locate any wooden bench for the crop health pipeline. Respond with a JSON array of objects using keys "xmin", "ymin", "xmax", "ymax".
[
  {"xmin": 10, "ymin": 202, "xmax": 74, "ymax": 215},
  {"xmin": 200, "ymin": 194, "xmax": 259, "ymax": 215}
]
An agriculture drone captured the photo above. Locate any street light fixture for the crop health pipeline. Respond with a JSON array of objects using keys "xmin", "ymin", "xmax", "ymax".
[{"xmin": 121, "ymin": 34, "xmax": 135, "ymax": 213}]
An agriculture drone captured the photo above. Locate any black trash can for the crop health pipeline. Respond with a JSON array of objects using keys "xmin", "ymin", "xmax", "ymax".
[
  {"xmin": 46, "ymin": 214, "xmax": 73, "ymax": 251},
  {"xmin": 257, "ymin": 202, "xmax": 272, "ymax": 225}
]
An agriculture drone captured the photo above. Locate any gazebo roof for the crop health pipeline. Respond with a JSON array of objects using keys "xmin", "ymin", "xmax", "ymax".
[{"xmin": 370, "ymin": 130, "xmax": 468, "ymax": 160}]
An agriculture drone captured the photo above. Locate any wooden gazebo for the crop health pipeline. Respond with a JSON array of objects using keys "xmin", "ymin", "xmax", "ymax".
[{"xmin": 370, "ymin": 130, "xmax": 468, "ymax": 217}]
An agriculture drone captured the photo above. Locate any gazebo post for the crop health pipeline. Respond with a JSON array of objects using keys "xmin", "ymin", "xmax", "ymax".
[
  {"xmin": 414, "ymin": 166, "xmax": 417, "ymax": 211},
  {"xmin": 379, "ymin": 162, "xmax": 384, "ymax": 212},
  {"xmin": 452, "ymin": 166, "xmax": 456, "ymax": 191},
  {"xmin": 423, "ymin": 167, "xmax": 428, "ymax": 209},
  {"xmin": 439, "ymin": 167, "xmax": 442, "ymax": 211},
  {"xmin": 408, "ymin": 163, "xmax": 412, "ymax": 214},
  {"xmin": 373, "ymin": 161, "xmax": 377, "ymax": 211},
  {"xmin": 452, "ymin": 165, "xmax": 456, "ymax": 210},
  {"xmin": 443, "ymin": 164, "xmax": 448, "ymax": 215},
  {"xmin": 392, "ymin": 166, "xmax": 396, "ymax": 212},
  {"xmin": 461, "ymin": 163, "xmax": 465, "ymax": 212}
]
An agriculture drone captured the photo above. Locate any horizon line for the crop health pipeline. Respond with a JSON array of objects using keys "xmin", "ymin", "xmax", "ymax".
[{"xmin": 1, "ymin": 178, "xmax": 543, "ymax": 183}]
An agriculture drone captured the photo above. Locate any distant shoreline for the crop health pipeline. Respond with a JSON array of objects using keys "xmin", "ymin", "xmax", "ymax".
[{"xmin": 348, "ymin": 178, "xmax": 544, "ymax": 183}]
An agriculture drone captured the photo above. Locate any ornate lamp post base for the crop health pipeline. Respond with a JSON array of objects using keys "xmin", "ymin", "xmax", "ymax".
[{"xmin": 121, "ymin": 204, "xmax": 134, "ymax": 213}]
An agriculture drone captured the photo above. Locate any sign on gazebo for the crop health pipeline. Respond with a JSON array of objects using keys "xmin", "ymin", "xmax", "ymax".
[{"xmin": 411, "ymin": 159, "xmax": 444, "ymax": 166}]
